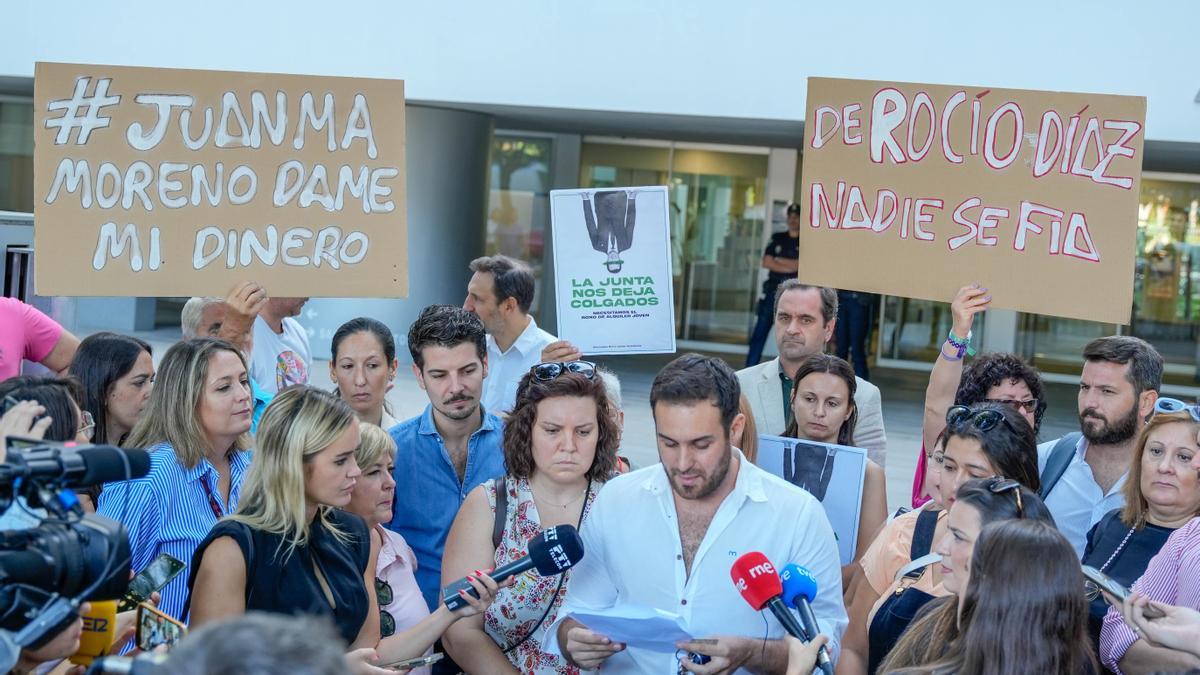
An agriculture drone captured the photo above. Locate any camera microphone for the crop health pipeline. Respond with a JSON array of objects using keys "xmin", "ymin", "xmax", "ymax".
[{"xmin": 0, "ymin": 442, "xmax": 150, "ymax": 487}]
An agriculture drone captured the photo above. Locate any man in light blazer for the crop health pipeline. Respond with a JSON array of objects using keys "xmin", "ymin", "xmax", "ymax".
[{"xmin": 737, "ymin": 280, "xmax": 887, "ymax": 466}]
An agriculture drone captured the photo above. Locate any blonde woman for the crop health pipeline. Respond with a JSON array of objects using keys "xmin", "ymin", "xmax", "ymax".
[
  {"xmin": 346, "ymin": 424, "xmax": 500, "ymax": 675},
  {"xmin": 186, "ymin": 387, "xmax": 500, "ymax": 670},
  {"xmin": 98, "ymin": 338, "xmax": 254, "ymax": 621}
]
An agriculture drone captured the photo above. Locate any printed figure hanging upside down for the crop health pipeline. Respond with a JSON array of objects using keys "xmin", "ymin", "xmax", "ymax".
[{"xmin": 582, "ymin": 190, "xmax": 636, "ymax": 273}]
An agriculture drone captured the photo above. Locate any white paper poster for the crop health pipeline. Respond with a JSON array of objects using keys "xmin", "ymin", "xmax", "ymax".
[
  {"xmin": 549, "ymin": 186, "xmax": 677, "ymax": 355},
  {"xmin": 757, "ymin": 434, "xmax": 867, "ymax": 565}
]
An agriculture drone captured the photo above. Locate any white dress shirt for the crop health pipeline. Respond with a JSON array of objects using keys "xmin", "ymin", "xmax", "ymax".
[
  {"xmin": 481, "ymin": 316, "xmax": 556, "ymax": 415},
  {"xmin": 1038, "ymin": 435, "xmax": 1127, "ymax": 558},
  {"xmin": 545, "ymin": 450, "xmax": 847, "ymax": 674}
]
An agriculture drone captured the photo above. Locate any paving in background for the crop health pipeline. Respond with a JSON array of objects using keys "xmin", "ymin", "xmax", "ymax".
[{"xmin": 116, "ymin": 329, "xmax": 1083, "ymax": 513}]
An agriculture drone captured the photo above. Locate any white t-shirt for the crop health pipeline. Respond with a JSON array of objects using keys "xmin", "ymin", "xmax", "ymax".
[{"xmin": 251, "ymin": 315, "xmax": 311, "ymax": 394}]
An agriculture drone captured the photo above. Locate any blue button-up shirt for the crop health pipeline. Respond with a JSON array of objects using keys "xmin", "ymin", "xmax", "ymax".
[
  {"xmin": 97, "ymin": 442, "xmax": 251, "ymax": 621},
  {"xmin": 387, "ymin": 405, "xmax": 505, "ymax": 610}
]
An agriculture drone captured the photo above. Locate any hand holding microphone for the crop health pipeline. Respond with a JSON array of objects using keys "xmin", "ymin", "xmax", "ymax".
[
  {"xmin": 441, "ymin": 524, "xmax": 584, "ymax": 612},
  {"xmin": 729, "ymin": 553, "xmax": 833, "ymax": 675},
  {"xmin": 779, "ymin": 564, "xmax": 834, "ymax": 675}
]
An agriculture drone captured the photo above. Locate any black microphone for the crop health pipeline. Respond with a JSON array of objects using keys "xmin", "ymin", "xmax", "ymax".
[
  {"xmin": 780, "ymin": 564, "xmax": 834, "ymax": 675},
  {"xmin": 85, "ymin": 653, "xmax": 168, "ymax": 674},
  {"xmin": 442, "ymin": 524, "xmax": 584, "ymax": 611},
  {"xmin": 0, "ymin": 443, "xmax": 151, "ymax": 487}
]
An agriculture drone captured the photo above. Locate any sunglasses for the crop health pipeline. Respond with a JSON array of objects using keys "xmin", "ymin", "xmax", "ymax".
[
  {"xmin": 984, "ymin": 398, "xmax": 1038, "ymax": 415},
  {"xmin": 531, "ymin": 360, "xmax": 596, "ymax": 381},
  {"xmin": 986, "ymin": 477, "xmax": 1024, "ymax": 518},
  {"xmin": 376, "ymin": 578, "xmax": 396, "ymax": 637},
  {"xmin": 1153, "ymin": 397, "xmax": 1200, "ymax": 422},
  {"xmin": 946, "ymin": 405, "xmax": 1017, "ymax": 433}
]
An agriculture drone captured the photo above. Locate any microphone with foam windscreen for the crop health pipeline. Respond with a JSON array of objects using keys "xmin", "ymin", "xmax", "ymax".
[
  {"xmin": 0, "ymin": 443, "xmax": 151, "ymax": 487},
  {"xmin": 442, "ymin": 524, "xmax": 584, "ymax": 611},
  {"xmin": 70, "ymin": 600, "xmax": 118, "ymax": 667},
  {"xmin": 780, "ymin": 563, "xmax": 834, "ymax": 675},
  {"xmin": 731, "ymin": 553, "xmax": 833, "ymax": 675}
]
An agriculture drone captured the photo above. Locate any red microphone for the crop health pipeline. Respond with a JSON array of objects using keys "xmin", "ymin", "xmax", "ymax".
[
  {"xmin": 730, "ymin": 553, "xmax": 810, "ymax": 637},
  {"xmin": 730, "ymin": 553, "xmax": 833, "ymax": 675}
]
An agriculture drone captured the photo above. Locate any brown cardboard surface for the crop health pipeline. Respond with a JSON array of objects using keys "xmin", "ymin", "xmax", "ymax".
[
  {"xmin": 799, "ymin": 77, "xmax": 1145, "ymax": 324},
  {"xmin": 34, "ymin": 62, "xmax": 407, "ymax": 297}
]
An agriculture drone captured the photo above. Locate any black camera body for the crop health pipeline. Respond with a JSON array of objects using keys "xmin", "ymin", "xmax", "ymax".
[{"xmin": 0, "ymin": 439, "xmax": 147, "ymax": 653}]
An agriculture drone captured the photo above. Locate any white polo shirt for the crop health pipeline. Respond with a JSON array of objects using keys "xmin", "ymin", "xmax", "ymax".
[
  {"xmin": 480, "ymin": 316, "xmax": 556, "ymax": 415},
  {"xmin": 1038, "ymin": 435, "xmax": 1127, "ymax": 558},
  {"xmin": 545, "ymin": 451, "xmax": 847, "ymax": 674}
]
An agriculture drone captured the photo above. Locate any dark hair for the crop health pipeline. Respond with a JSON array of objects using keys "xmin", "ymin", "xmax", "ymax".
[
  {"xmin": 331, "ymin": 317, "xmax": 396, "ymax": 363},
  {"xmin": 954, "ymin": 352, "xmax": 1047, "ymax": 433},
  {"xmin": 774, "ymin": 280, "xmax": 838, "ymax": 323},
  {"xmin": 406, "ymin": 305, "xmax": 487, "ymax": 370},
  {"xmin": 945, "ymin": 402, "xmax": 1041, "ymax": 492},
  {"xmin": 164, "ymin": 612, "xmax": 348, "ymax": 675},
  {"xmin": 881, "ymin": 489, "xmax": 1061, "ymax": 675},
  {"xmin": 503, "ymin": 371, "xmax": 619, "ymax": 483},
  {"xmin": 0, "ymin": 375, "xmax": 84, "ymax": 442},
  {"xmin": 650, "ymin": 353, "xmax": 741, "ymax": 434},
  {"xmin": 68, "ymin": 331, "xmax": 152, "ymax": 446},
  {"xmin": 784, "ymin": 354, "xmax": 858, "ymax": 446},
  {"xmin": 1083, "ymin": 335, "xmax": 1164, "ymax": 395},
  {"xmin": 469, "ymin": 255, "xmax": 535, "ymax": 314}
]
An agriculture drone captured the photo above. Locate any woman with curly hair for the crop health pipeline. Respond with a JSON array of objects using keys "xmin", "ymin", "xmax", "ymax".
[{"xmin": 441, "ymin": 361, "xmax": 620, "ymax": 674}]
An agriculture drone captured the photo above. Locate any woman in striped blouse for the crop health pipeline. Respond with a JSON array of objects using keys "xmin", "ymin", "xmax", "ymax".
[{"xmin": 98, "ymin": 338, "xmax": 254, "ymax": 621}]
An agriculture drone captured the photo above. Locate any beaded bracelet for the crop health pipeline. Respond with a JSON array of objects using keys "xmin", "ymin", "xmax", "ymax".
[{"xmin": 945, "ymin": 329, "xmax": 976, "ymax": 359}]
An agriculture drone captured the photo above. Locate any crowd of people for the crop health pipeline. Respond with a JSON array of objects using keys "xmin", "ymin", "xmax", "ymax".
[{"xmin": 3, "ymin": 250, "xmax": 1200, "ymax": 675}]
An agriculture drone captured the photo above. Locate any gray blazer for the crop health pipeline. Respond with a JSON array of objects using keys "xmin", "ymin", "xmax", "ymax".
[{"xmin": 736, "ymin": 357, "xmax": 887, "ymax": 467}]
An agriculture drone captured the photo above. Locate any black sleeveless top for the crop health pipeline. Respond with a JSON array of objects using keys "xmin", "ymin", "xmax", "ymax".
[{"xmin": 186, "ymin": 509, "xmax": 371, "ymax": 645}]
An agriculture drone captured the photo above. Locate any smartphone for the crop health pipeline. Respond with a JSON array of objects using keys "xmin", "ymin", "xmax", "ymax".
[
  {"xmin": 136, "ymin": 603, "xmax": 186, "ymax": 651},
  {"xmin": 119, "ymin": 553, "xmax": 187, "ymax": 612},
  {"xmin": 379, "ymin": 653, "xmax": 444, "ymax": 671},
  {"xmin": 1082, "ymin": 565, "xmax": 1165, "ymax": 618}
]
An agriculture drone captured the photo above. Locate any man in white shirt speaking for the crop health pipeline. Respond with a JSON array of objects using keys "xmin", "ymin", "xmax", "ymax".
[{"xmin": 548, "ymin": 353, "xmax": 846, "ymax": 674}]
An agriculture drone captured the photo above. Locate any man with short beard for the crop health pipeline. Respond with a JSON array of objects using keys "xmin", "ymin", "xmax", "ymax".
[
  {"xmin": 1039, "ymin": 335, "xmax": 1163, "ymax": 556},
  {"xmin": 549, "ymin": 354, "xmax": 846, "ymax": 674},
  {"xmin": 386, "ymin": 305, "xmax": 505, "ymax": 609}
]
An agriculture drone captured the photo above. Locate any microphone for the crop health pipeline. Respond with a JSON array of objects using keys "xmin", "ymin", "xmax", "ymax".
[
  {"xmin": 0, "ymin": 444, "xmax": 151, "ymax": 487},
  {"xmin": 70, "ymin": 600, "xmax": 118, "ymax": 667},
  {"xmin": 730, "ymin": 553, "xmax": 832, "ymax": 675},
  {"xmin": 442, "ymin": 524, "xmax": 584, "ymax": 611},
  {"xmin": 780, "ymin": 564, "xmax": 834, "ymax": 675}
]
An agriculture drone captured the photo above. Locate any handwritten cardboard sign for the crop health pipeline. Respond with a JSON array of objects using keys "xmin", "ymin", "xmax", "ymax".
[
  {"xmin": 799, "ymin": 77, "xmax": 1146, "ymax": 324},
  {"xmin": 33, "ymin": 62, "xmax": 407, "ymax": 297}
]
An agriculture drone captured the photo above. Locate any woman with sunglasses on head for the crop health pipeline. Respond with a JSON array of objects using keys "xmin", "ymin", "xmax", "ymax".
[
  {"xmin": 1079, "ymin": 398, "xmax": 1200, "ymax": 649},
  {"xmin": 1098, "ymin": 398, "xmax": 1200, "ymax": 674},
  {"xmin": 442, "ymin": 360, "xmax": 620, "ymax": 674},
  {"xmin": 839, "ymin": 401, "xmax": 1042, "ymax": 675},
  {"xmin": 782, "ymin": 354, "xmax": 887, "ymax": 580},
  {"xmin": 912, "ymin": 284, "xmax": 1047, "ymax": 509},
  {"xmin": 883, "ymin": 518, "xmax": 1097, "ymax": 675}
]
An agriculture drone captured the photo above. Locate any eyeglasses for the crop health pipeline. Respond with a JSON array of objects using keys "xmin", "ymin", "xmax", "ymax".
[
  {"xmin": 984, "ymin": 398, "xmax": 1038, "ymax": 415},
  {"xmin": 1153, "ymin": 397, "xmax": 1200, "ymax": 422},
  {"xmin": 77, "ymin": 410, "xmax": 95, "ymax": 441},
  {"xmin": 946, "ymin": 405, "xmax": 1016, "ymax": 433},
  {"xmin": 986, "ymin": 477, "xmax": 1024, "ymax": 518},
  {"xmin": 531, "ymin": 360, "xmax": 596, "ymax": 381},
  {"xmin": 376, "ymin": 578, "xmax": 395, "ymax": 637}
]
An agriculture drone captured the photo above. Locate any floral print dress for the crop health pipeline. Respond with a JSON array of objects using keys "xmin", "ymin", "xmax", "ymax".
[{"xmin": 483, "ymin": 477, "xmax": 597, "ymax": 675}]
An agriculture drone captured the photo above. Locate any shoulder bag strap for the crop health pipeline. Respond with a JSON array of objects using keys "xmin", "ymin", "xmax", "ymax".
[
  {"xmin": 1040, "ymin": 432, "xmax": 1082, "ymax": 500},
  {"xmin": 492, "ymin": 477, "xmax": 508, "ymax": 550}
]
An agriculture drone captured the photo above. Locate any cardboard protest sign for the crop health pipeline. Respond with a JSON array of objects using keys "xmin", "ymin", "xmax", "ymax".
[
  {"xmin": 756, "ymin": 434, "xmax": 866, "ymax": 565},
  {"xmin": 549, "ymin": 186, "xmax": 676, "ymax": 355},
  {"xmin": 799, "ymin": 77, "xmax": 1146, "ymax": 324},
  {"xmin": 33, "ymin": 62, "xmax": 406, "ymax": 297}
]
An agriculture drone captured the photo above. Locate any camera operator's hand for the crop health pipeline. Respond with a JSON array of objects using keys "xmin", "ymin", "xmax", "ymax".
[{"xmin": 0, "ymin": 400, "xmax": 52, "ymax": 460}]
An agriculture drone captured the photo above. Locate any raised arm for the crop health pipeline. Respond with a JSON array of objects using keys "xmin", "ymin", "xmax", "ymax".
[{"xmin": 921, "ymin": 284, "xmax": 990, "ymax": 455}]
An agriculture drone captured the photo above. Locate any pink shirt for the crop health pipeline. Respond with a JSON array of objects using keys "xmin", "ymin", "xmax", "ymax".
[
  {"xmin": 1099, "ymin": 516, "xmax": 1200, "ymax": 673},
  {"xmin": 0, "ymin": 298, "xmax": 63, "ymax": 381},
  {"xmin": 375, "ymin": 525, "xmax": 432, "ymax": 675}
]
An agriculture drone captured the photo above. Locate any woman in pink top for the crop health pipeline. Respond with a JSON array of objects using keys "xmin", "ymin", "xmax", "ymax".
[
  {"xmin": 0, "ymin": 297, "xmax": 78, "ymax": 381},
  {"xmin": 346, "ymin": 423, "xmax": 494, "ymax": 674}
]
